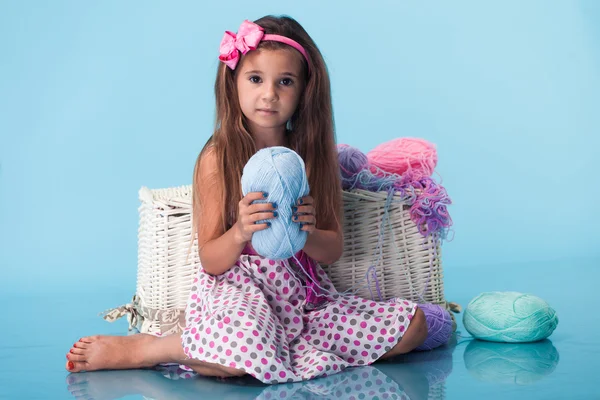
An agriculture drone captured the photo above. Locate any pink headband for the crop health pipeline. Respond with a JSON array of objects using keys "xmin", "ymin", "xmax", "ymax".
[{"xmin": 219, "ymin": 20, "xmax": 310, "ymax": 71}]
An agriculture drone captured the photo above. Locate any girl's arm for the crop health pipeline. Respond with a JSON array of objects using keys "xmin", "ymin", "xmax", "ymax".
[
  {"xmin": 195, "ymin": 150, "xmax": 245, "ymax": 276},
  {"xmin": 196, "ymin": 149, "xmax": 275, "ymax": 276},
  {"xmin": 302, "ymin": 227, "xmax": 343, "ymax": 265}
]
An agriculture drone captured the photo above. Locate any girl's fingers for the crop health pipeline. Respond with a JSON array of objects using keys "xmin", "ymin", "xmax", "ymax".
[
  {"xmin": 250, "ymin": 222, "xmax": 270, "ymax": 232},
  {"xmin": 293, "ymin": 205, "xmax": 314, "ymax": 215},
  {"xmin": 248, "ymin": 201, "xmax": 277, "ymax": 214},
  {"xmin": 297, "ymin": 195, "xmax": 313, "ymax": 205},
  {"xmin": 241, "ymin": 191, "xmax": 268, "ymax": 206},
  {"xmin": 292, "ymin": 214, "xmax": 316, "ymax": 225},
  {"xmin": 250, "ymin": 212, "xmax": 278, "ymax": 223}
]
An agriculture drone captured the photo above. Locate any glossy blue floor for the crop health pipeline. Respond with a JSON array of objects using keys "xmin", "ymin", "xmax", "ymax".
[{"xmin": 0, "ymin": 257, "xmax": 597, "ymax": 400}]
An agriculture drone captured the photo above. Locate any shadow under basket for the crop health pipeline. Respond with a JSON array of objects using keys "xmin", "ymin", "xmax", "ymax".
[{"xmin": 102, "ymin": 186, "xmax": 457, "ymax": 335}]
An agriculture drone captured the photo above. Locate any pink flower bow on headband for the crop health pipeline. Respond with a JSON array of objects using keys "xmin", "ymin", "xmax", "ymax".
[
  {"xmin": 218, "ymin": 20, "xmax": 310, "ymax": 71},
  {"xmin": 219, "ymin": 20, "xmax": 265, "ymax": 70}
]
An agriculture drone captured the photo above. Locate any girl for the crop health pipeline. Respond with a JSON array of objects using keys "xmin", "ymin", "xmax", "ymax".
[{"xmin": 65, "ymin": 15, "xmax": 427, "ymax": 384}]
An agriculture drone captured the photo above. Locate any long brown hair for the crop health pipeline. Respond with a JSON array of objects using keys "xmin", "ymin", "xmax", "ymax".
[{"xmin": 192, "ymin": 15, "xmax": 341, "ymax": 246}]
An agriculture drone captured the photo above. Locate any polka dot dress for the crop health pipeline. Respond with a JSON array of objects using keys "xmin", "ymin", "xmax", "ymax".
[{"xmin": 181, "ymin": 250, "xmax": 417, "ymax": 384}]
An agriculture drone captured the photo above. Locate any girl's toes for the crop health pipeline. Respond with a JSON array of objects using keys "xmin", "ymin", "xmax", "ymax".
[
  {"xmin": 79, "ymin": 336, "xmax": 95, "ymax": 344},
  {"xmin": 67, "ymin": 353, "xmax": 86, "ymax": 363},
  {"xmin": 70, "ymin": 347, "xmax": 85, "ymax": 356},
  {"xmin": 74, "ymin": 341, "xmax": 89, "ymax": 350},
  {"xmin": 66, "ymin": 360, "xmax": 86, "ymax": 372}
]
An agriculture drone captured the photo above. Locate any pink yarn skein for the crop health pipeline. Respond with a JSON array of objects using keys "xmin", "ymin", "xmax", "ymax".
[{"xmin": 367, "ymin": 138, "xmax": 438, "ymax": 180}]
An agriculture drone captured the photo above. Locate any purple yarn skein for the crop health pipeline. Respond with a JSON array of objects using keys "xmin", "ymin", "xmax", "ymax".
[{"xmin": 416, "ymin": 303, "xmax": 453, "ymax": 351}]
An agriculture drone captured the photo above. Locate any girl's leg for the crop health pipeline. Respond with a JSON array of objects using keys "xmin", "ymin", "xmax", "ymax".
[
  {"xmin": 379, "ymin": 307, "xmax": 428, "ymax": 360},
  {"xmin": 65, "ymin": 333, "xmax": 245, "ymax": 378}
]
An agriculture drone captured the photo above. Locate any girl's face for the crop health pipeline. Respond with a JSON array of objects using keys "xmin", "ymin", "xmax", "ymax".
[{"xmin": 236, "ymin": 49, "xmax": 304, "ymax": 137}]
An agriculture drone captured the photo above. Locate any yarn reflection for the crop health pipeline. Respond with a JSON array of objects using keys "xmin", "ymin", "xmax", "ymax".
[
  {"xmin": 65, "ymin": 342, "xmax": 456, "ymax": 400},
  {"xmin": 464, "ymin": 339, "xmax": 560, "ymax": 385}
]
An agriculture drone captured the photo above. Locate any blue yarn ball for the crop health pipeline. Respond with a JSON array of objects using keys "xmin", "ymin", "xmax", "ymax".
[
  {"xmin": 241, "ymin": 147, "xmax": 310, "ymax": 260},
  {"xmin": 463, "ymin": 292, "xmax": 558, "ymax": 343}
]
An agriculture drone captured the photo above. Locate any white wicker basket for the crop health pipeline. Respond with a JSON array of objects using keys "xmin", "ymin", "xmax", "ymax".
[{"xmin": 102, "ymin": 185, "xmax": 454, "ymax": 335}]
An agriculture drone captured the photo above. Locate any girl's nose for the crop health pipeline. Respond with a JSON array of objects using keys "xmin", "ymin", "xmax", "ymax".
[{"xmin": 262, "ymin": 84, "xmax": 278, "ymax": 102}]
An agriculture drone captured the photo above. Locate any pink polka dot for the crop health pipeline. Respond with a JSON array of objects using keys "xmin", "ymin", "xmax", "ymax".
[
  {"xmin": 360, "ymin": 321, "xmax": 367, "ymax": 329},
  {"xmin": 317, "ymin": 365, "xmax": 323, "ymax": 371},
  {"xmin": 226, "ymin": 349, "xmax": 232, "ymax": 356},
  {"xmin": 341, "ymin": 345, "xmax": 348, "ymax": 352},
  {"xmin": 283, "ymin": 287, "xmax": 289, "ymax": 294},
  {"xmin": 194, "ymin": 333, "xmax": 200, "ymax": 340},
  {"xmin": 244, "ymin": 278, "xmax": 250, "ymax": 284},
  {"xmin": 400, "ymin": 325, "xmax": 405, "ymax": 332},
  {"xmin": 206, "ymin": 327, "xmax": 211, "ymax": 334},
  {"xmin": 361, "ymin": 350, "xmax": 369, "ymax": 357},
  {"xmin": 261, "ymin": 358, "xmax": 268, "ymax": 365},
  {"xmin": 191, "ymin": 294, "xmax": 197, "ymax": 300},
  {"xmin": 341, "ymin": 316, "xmax": 347, "ymax": 323},
  {"xmin": 321, "ymin": 356, "xmax": 328, "ymax": 361},
  {"xmin": 333, "ymin": 364, "xmax": 339, "ymax": 370},
  {"xmin": 241, "ymin": 346, "xmax": 248, "ymax": 352},
  {"xmin": 293, "ymin": 317, "xmax": 300, "ymax": 324},
  {"xmin": 265, "ymin": 372, "xmax": 271, "ymax": 379},
  {"xmin": 230, "ymin": 362, "xmax": 236, "ymax": 368},
  {"xmin": 298, "ymin": 344, "xmax": 305, "ymax": 350},
  {"xmin": 354, "ymin": 340, "xmax": 360, "ymax": 346},
  {"xmin": 388, "ymin": 336, "xmax": 396, "ymax": 343},
  {"xmin": 224, "ymin": 317, "xmax": 231, "ymax": 324},
  {"xmin": 245, "ymin": 321, "xmax": 252, "ymax": 327},
  {"xmin": 323, "ymin": 342, "xmax": 329, "ymax": 348},
  {"xmin": 320, "ymin": 330, "xmax": 325, "ymax": 337},
  {"xmin": 408, "ymin": 314, "xmax": 413, "ymax": 320},
  {"xmin": 380, "ymin": 328, "xmax": 387, "ymax": 335},
  {"xmin": 217, "ymin": 322, "xmax": 224, "ymax": 329},
  {"xmin": 199, "ymin": 347, "xmax": 204, "ymax": 354},
  {"xmin": 223, "ymin": 336, "xmax": 229, "ymax": 343},
  {"xmin": 279, "ymin": 371, "xmax": 286, "ymax": 378},
  {"xmin": 209, "ymin": 341, "xmax": 215, "ymax": 348},
  {"xmin": 367, "ymin": 334, "xmax": 374, "ymax": 340},
  {"xmin": 245, "ymin": 360, "xmax": 252, "ymax": 367},
  {"xmin": 269, "ymin": 272, "xmax": 276, "ymax": 279},
  {"xmin": 253, "ymin": 330, "xmax": 259, "ymax": 337},
  {"xmin": 375, "ymin": 344, "xmax": 381, "ymax": 350},
  {"xmin": 348, "ymin": 357, "xmax": 355, "ymax": 363},
  {"xmin": 237, "ymin": 332, "xmax": 244, "ymax": 338},
  {"xmin": 191, "ymin": 328, "xmax": 197, "ymax": 334},
  {"xmin": 285, "ymin": 305, "xmax": 292, "ymax": 313},
  {"xmin": 257, "ymin": 343, "xmax": 264, "ymax": 350},
  {"xmin": 254, "ymin": 260, "xmax": 261, "ymax": 266},
  {"xmin": 238, "ymin": 311, "xmax": 244, "ymax": 317},
  {"xmin": 347, "ymin": 328, "xmax": 353, "ymax": 334}
]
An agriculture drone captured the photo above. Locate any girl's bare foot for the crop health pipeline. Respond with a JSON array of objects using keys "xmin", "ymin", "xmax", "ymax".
[{"xmin": 65, "ymin": 334, "xmax": 171, "ymax": 372}]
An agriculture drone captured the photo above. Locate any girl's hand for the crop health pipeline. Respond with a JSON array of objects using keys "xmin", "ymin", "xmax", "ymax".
[
  {"xmin": 292, "ymin": 195, "xmax": 316, "ymax": 234},
  {"xmin": 233, "ymin": 192, "xmax": 278, "ymax": 244}
]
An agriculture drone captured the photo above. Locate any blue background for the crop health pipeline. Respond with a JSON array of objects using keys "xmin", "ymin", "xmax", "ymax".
[{"xmin": 1, "ymin": 1, "xmax": 599, "ymax": 399}]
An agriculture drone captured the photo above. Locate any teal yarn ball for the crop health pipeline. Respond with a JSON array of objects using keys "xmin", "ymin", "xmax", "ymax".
[
  {"xmin": 464, "ymin": 339, "xmax": 559, "ymax": 385},
  {"xmin": 241, "ymin": 147, "xmax": 310, "ymax": 260},
  {"xmin": 463, "ymin": 292, "xmax": 558, "ymax": 343}
]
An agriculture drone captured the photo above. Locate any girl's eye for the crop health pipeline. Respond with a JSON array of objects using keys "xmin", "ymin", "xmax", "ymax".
[
  {"xmin": 280, "ymin": 78, "xmax": 293, "ymax": 86},
  {"xmin": 249, "ymin": 76, "xmax": 262, "ymax": 84}
]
